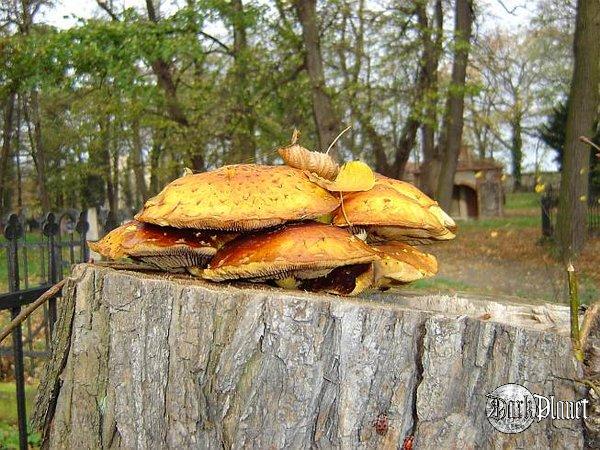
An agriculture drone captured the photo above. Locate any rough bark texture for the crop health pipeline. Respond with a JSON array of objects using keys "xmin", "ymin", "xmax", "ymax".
[
  {"xmin": 556, "ymin": 0, "xmax": 600, "ymax": 260},
  {"xmin": 435, "ymin": 0, "xmax": 474, "ymax": 210},
  {"xmin": 35, "ymin": 264, "xmax": 587, "ymax": 449},
  {"xmin": 295, "ymin": 0, "xmax": 341, "ymax": 159}
]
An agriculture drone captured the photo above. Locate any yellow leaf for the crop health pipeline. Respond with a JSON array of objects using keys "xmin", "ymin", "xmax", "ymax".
[
  {"xmin": 535, "ymin": 183, "xmax": 545, "ymax": 193},
  {"xmin": 475, "ymin": 171, "xmax": 483, "ymax": 179},
  {"xmin": 307, "ymin": 161, "xmax": 376, "ymax": 192}
]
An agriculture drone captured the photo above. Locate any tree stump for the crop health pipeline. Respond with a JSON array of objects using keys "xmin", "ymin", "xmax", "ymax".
[{"xmin": 34, "ymin": 264, "xmax": 587, "ymax": 448}]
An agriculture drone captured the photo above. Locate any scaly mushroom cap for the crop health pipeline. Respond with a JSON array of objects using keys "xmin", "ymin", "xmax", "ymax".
[
  {"xmin": 88, "ymin": 220, "xmax": 236, "ymax": 270},
  {"xmin": 332, "ymin": 184, "xmax": 453, "ymax": 242},
  {"xmin": 135, "ymin": 164, "xmax": 340, "ymax": 231},
  {"xmin": 375, "ymin": 174, "xmax": 456, "ymax": 231},
  {"xmin": 371, "ymin": 241, "xmax": 438, "ymax": 287},
  {"xmin": 199, "ymin": 222, "xmax": 377, "ymax": 281}
]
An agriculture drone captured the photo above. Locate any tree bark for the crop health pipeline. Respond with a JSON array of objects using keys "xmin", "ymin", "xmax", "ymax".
[
  {"xmin": 228, "ymin": 0, "xmax": 257, "ymax": 164},
  {"xmin": 510, "ymin": 110, "xmax": 523, "ymax": 191},
  {"xmin": 418, "ymin": 0, "xmax": 444, "ymax": 196},
  {"xmin": 435, "ymin": 0, "xmax": 474, "ymax": 210},
  {"xmin": 34, "ymin": 265, "xmax": 587, "ymax": 449},
  {"xmin": 23, "ymin": 91, "xmax": 51, "ymax": 212},
  {"xmin": 295, "ymin": 0, "xmax": 341, "ymax": 159},
  {"xmin": 556, "ymin": 0, "xmax": 600, "ymax": 261},
  {"xmin": 130, "ymin": 118, "xmax": 148, "ymax": 206},
  {"xmin": 420, "ymin": 0, "xmax": 443, "ymax": 165},
  {"xmin": 0, "ymin": 92, "xmax": 16, "ymax": 213}
]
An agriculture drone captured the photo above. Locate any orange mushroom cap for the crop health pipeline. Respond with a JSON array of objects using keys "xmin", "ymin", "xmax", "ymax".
[
  {"xmin": 371, "ymin": 241, "xmax": 438, "ymax": 286},
  {"xmin": 332, "ymin": 183, "xmax": 455, "ymax": 243},
  {"xmin": 375, "ymin": 174, "xmax": 456, "ymax": 231},
  {"xmin": 135, "ymin": 164, "xmax": 340, "ymax": 231},
  {"xmin": 200, "ymin": 222, "xmax": 378, "ymax": 281},
  {"xmin": 88, "ymin": 220, "xmax": 236, "ymax": 270}
]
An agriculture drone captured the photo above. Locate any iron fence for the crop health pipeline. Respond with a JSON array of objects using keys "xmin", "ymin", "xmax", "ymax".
[
  {"xmin": 541, "ymin": 189, "xmax": 600, "ymax": 237},
  {"xmin": 0, "ymin": 210, "xmax": 91, "ymax": 450}
]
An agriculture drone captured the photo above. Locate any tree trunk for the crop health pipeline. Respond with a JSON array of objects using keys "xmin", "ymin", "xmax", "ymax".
[
  {"xmin": 130, "ymin": 118, "xmax": 148, "ymax": 207},
  {"xmin": 418, "ymin": 0, "xmax": 443, "ymax": 196},
  {"xmin": 34, "ymin": 264, "xmax": 587, "ymax": 449},
  {"xmin": 295, "ymin": 0, "xmax": 341, "ymax": 159},
  {"xmin": 149, "ymin": 138, "xmax": 163, "ymax": 196},
  {"xmin": 228, "ymin": 0, "xmax": 257, "ymax": 164},
  {"xmin": 510, "ymin": 111, "xmax": 523, "ymax": 191},
  {"xmin": 0, "ymin": 92, "xmax": 16, "ymax": 214},
  {"xmin": 556, "ymin": 0, "xmax": 600, "ymax": 261},
  {"xmin": 435, "ymin": 0, "xmax": 474, "ymax": 210},
  {"xmin": 23, "ymin": 91, "xmax": 51, "ymax": 212},
  {"xmin": 419, "ymin": 0, "xmax": 443, "ymax": 164}
]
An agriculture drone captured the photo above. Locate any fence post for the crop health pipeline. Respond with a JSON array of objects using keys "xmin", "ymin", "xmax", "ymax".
[
  {"xmin": 4, "ymin": 214, "xmax": 28, "ymax": 450},
  {"xmin": 541, "ymin": 193, "xmax": 553, "ymax": 238},
  {"xmin": 43, "ymin": 212, "xmax": 60, "ymax": 333},
  {"xmin": 76, "ymin": 211, "xmax": 90, "ymax": 262}
]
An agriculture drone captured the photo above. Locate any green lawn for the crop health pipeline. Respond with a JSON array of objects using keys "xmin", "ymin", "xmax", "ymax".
[
  {"xmin": 505, "ymin": 191, "xmax": 540, "ymax": 210},
  {"xmin": 0, "ymin": 382, "xmax": 41, "ymax": 449},
  {"xmin": 0, "ymin": 233, "xmax": 85, "ymax": 292},
  {"xmin": 411, "ymin": 276, "xmax": 473, "ymax": 292},
  {"xmin": 456, "ymin": 214, "xmax": 540, "ymax": 231}
]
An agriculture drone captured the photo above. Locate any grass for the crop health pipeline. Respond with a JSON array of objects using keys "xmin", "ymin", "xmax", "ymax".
[
  {"xmin": 456, "ymin": 215, "xmax": 540, "ymax": 231},
  {"xmin": 0, "ymin": 233, "xmax": 84, "ymax": 292},
  {"xmin": 505, "ymin": 191, "xmax": 540, "ymax": 210},
  {"xmin": 0, "ymin": 382, "xmax": 41, "ymax": 449},
  {"xmin": 411, "ymin": 276, "xmax": 473, "ymax": 293}
]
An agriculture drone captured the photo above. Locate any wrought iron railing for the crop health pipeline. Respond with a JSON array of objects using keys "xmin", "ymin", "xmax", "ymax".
[
  {"xmin": 0, "ymin": 211, "xmax": 91, "ymax": 450},
  {"xmin": 541, "ymin": 189, "xmax": 600, "ymax": 238}
]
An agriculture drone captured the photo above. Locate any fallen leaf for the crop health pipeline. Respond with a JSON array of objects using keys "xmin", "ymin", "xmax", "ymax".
[{"xmin": 307, "ymin": 161, "xmax": 376, "ymax": 192}]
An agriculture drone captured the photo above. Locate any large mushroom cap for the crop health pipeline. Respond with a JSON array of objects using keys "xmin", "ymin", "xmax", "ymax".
[
  {"xmin": 333, "ymin": 184, "xmax": 440, "ymax": 229},
  {"xmin": 88, "ymin": 220, "xmax": 236, "ymax": 270},
  {"xmin": 332, "ymin": 183, "xmax": 455, "ymax": 243},
  {"xmin": 135, "ymin": 164, "xmax": 340, "ymax": 231},
  {"xmin": 371, "ymin": 241, "xmax": 438, "ymax": 287},
  {"xmin": 375, "ymin": 174, "xmax": 456, "ymax": 231},
  {"xmin": 200, "ymin": 222, "xmax": 377, "ymax": 281}
]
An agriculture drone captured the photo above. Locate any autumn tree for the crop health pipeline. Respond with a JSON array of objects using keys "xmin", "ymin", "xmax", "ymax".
[
  {"xmin": 293, "ymin": 0, "xmax": 341, "ymax": 158},
  {"xmin": 556, "ymin": 0, "xmax": 600, "ymax": 260},
  {"xmin": 436, "ymin": 0, "xmax": 474, "ymax": 209}
]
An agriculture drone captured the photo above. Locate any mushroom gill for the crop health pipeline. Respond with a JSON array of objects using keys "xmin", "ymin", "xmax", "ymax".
[{"xmin": 88, "ymin": 220, "xmax": 237, "ymax": 270}]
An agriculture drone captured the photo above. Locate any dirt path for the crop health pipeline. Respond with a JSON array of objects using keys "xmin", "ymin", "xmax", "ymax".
[{"xmin": 422, "ymin": 227, "xmax": 599, "ymax": 304}]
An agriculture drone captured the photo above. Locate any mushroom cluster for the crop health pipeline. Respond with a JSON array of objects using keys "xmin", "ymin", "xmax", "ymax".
[{"xmin": 89, "ymin": 137, "xmax": 456, "ymax": 297}]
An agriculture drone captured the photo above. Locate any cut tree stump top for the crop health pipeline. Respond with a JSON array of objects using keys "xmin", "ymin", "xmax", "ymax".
[{"xmin": 34, "ymin": 264, "xmax": 585, "ymax": 449}]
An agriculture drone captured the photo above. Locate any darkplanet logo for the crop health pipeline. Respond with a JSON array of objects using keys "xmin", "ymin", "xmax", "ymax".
[{"xmin": 485, "ymin": 383, "xmax": 589, "ymax": 434}]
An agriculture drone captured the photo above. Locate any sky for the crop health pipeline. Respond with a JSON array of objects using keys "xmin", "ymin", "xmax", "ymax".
[
  {"xmin": 38, "ymin": 0, "xmax": 554, "ymax": 172},
  {"xmin": 41, "ymin": 0, "xmax": 535, "ymax": 34}
]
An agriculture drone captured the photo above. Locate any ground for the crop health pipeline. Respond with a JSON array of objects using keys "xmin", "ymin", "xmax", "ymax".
[{"xmin": 412, "ymin": 192, "xmax": 600, "ymax": 304}]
